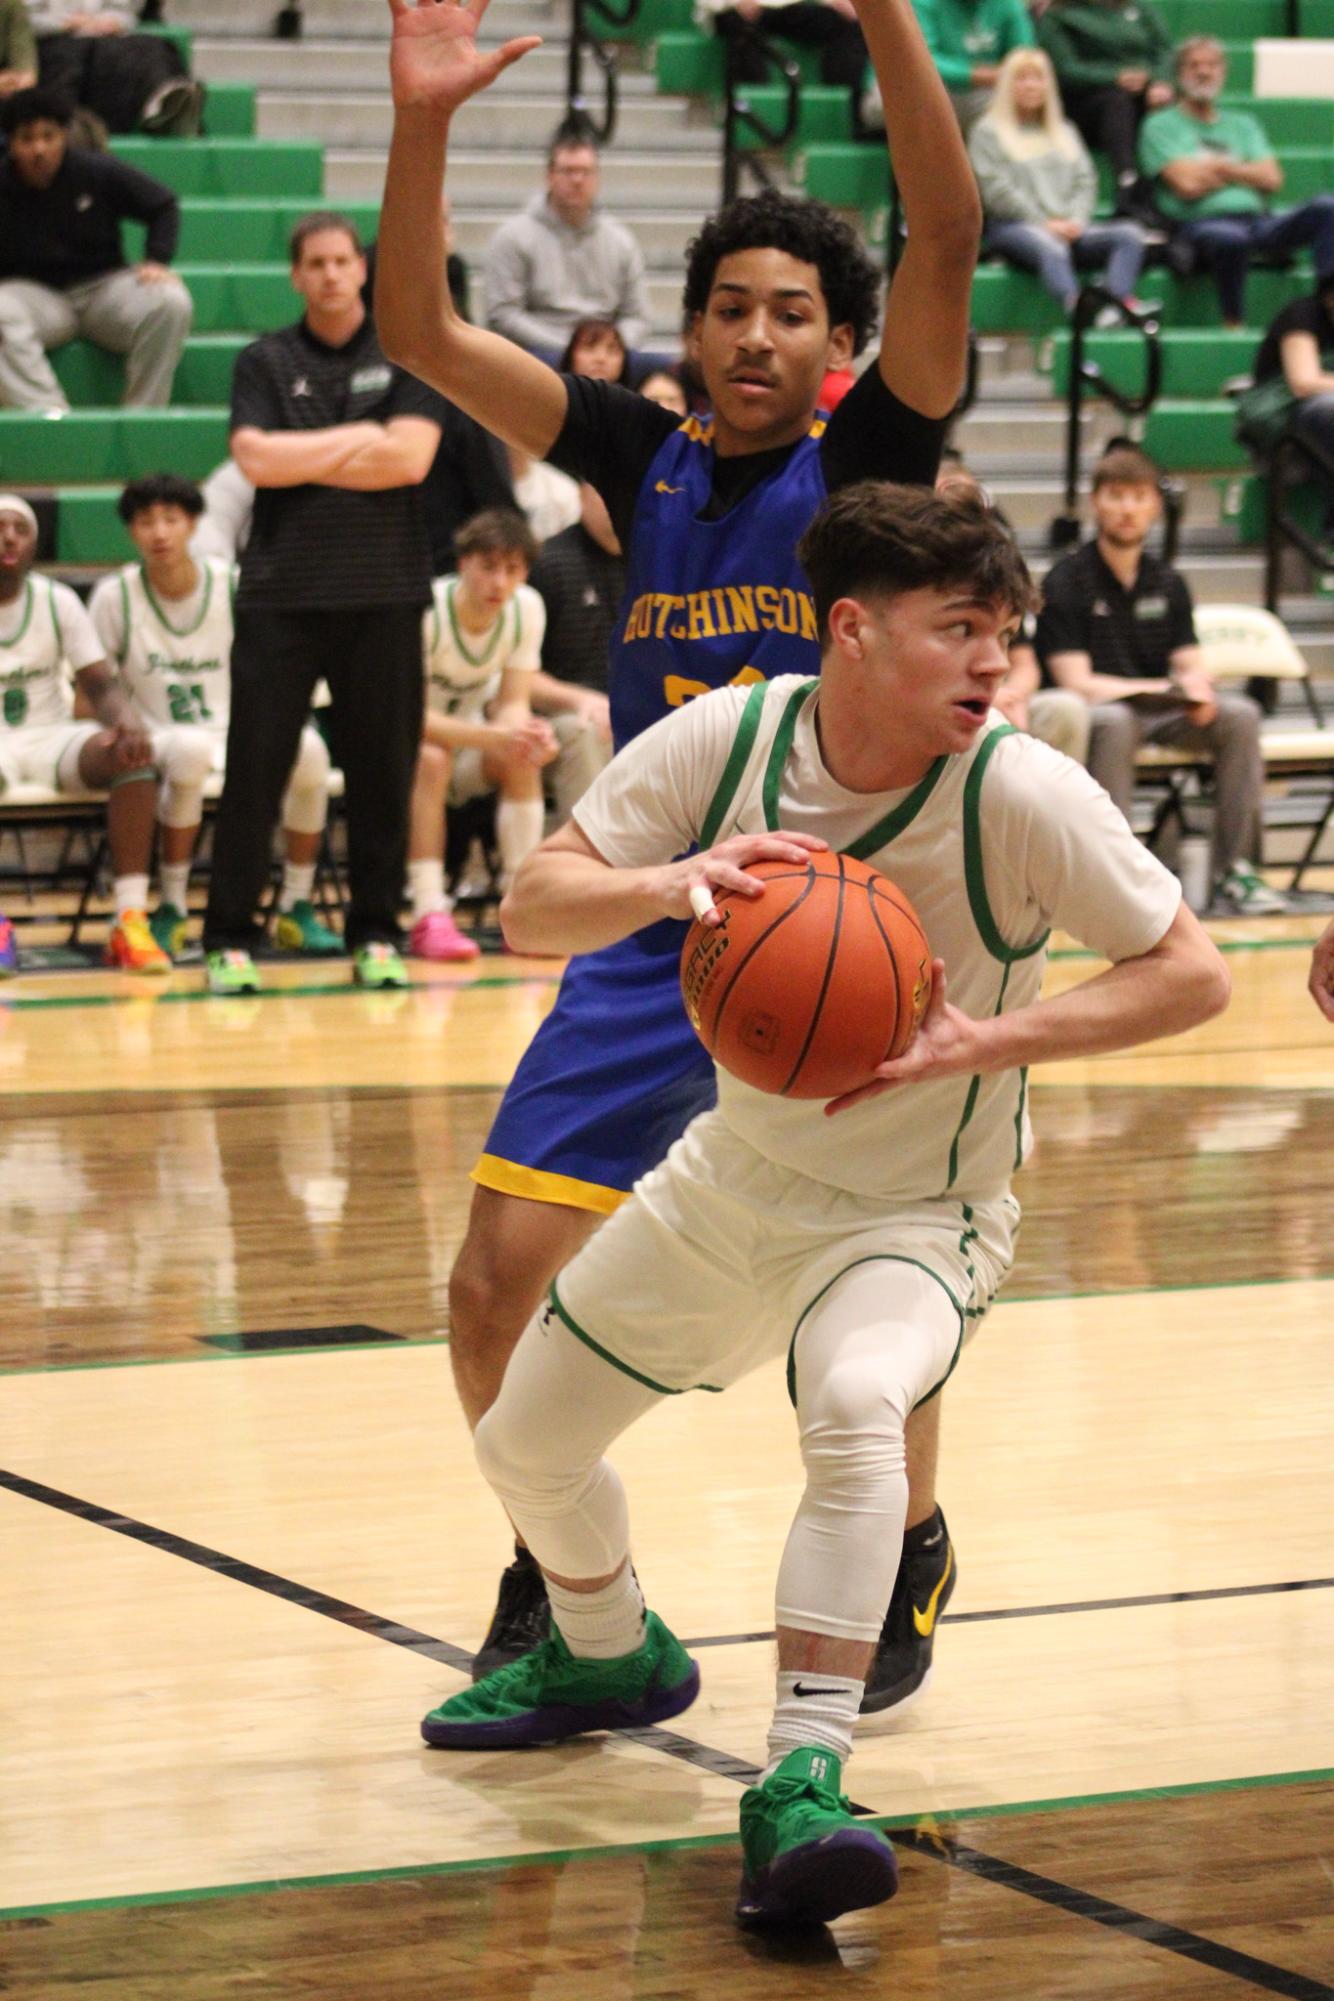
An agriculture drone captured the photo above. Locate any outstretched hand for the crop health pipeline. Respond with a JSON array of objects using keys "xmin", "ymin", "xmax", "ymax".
[
  {"xmin": 825, "ymin": 960, "xmax": 983, "ymax": 1113},
  {"xmin": 388, "ymin": 0, "xmax": 542, "ymax": 114}
]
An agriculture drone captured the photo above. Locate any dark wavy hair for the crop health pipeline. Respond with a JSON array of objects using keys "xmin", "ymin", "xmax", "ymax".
[
  {"xmin": 118, "ymin": 474, "xmax": 204, "ymax": 524},
  {"xmin": 681, "ymin": 189, "xmax": 881, "ymax": 356},
  {"xmin": 798, "ymin": 482, "xmax": 1038, "ymax": 642},
  {"xmin": 2, "ymin": 87, "xmax": 74, "ymax": 136}
]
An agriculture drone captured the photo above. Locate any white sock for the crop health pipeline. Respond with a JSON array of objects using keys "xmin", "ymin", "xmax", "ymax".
[
  {"xmin": 546, "ymin": 1565, "xmax": 646, "ymax": 1661},
  {"xmin": 496, "ymin": 797, "xmax": 544, "ymax": 889},
  {"xmin": 279, "ymin": 861, "xmax": 316, "ymax": 913},
  {"xmin": 114, "ymin": 875, "xmax": 150, "ymax": 918},
  {"xmin": 765, "ymin": 1669, "xmax": 864, "ymax": 1774},
  {"xmin": 409, "ymin": 858, "xmax": 448, "ymax": 923},
  {"xmin": 158, "ymin": 861, "xmax": 190, "ymax": 913}
]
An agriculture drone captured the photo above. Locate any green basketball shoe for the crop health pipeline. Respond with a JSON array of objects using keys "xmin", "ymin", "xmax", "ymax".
[
  {"xmin": 149, "ymin": 903, "xmax": 188, "ymax": 959},
  {"xmin": 736, "ymin": 1747, "xmax": 899, "ymax": 1927},
  {"xmin": 274, "ymin": 900, "xmax": 342, "ymax": 955},
  {"xmin": 353, "ymin": 941, "xmax": 408, "ymax": 990},
  {"xmin": 422, "ymin": 1610, "xmax": 700, "ymax": 1750},
  {"xmin": 205, "ymin": 948, "xmax": 261, "ymax": 996}
]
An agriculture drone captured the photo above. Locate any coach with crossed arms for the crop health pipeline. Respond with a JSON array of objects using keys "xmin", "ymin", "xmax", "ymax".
[{"xmin": 202, "ymin": 210, "xmax": 446, "ymax": 995}]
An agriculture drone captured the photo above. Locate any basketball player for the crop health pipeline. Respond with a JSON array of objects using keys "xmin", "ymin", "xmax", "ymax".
[
  {"xmin": 380, "ymin": 0, "xmax": 979, "ymax": 1708},
  {"xmin": 409, "ymin": 507, "xmax": 552, "ymax": 961},
  {"xmin": 88, "ymin": 474, "xmax": 341, "ymax": 962},
  {"xmin": 0, "ymin": 493, "xmax": 162, "ymax": 973},
  {"xmin": 421, "ymin": 484, "xmax": 1231, "ymax": 1926}
]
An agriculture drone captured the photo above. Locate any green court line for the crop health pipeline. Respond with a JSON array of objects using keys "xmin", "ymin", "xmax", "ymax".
[
  {"xmin": 1049, "ymin": 933, "xmax": 1323, "ymax": 964},
  {"xmin": 5, "ymin": 1765, "xmax": 1329, "ymax": 1923},
  {"xmin": 5, "ymin": 1269, "xmax": 1331, "ymax": 1379},
  {"xmin": 0, "ymin": 969, "xmax": 561, "ymax": 1013}
]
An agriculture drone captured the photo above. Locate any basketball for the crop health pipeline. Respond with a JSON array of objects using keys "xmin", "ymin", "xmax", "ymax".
[{"xmin": 679, "ymin": 853, "xmax": 932, "ymax": 1100}]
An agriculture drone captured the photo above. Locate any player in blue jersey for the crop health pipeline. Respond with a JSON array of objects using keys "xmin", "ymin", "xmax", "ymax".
[{"xmin": 380, "ymin": 0, "xmax": 980, "ymax": 1707}]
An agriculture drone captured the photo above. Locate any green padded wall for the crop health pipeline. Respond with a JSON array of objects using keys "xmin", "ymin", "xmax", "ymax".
[
  {"xmin": 728, "ymin": 85, "xmax": 851, "ymax": 151},
  {"xmin": 109, "ymin": 140, "xmax": 322, "ymax": 199},
  {"xmin": 203, "ymin": 85, "xmax": 257, "ymax": 139},
  {"xmin": 54, "ymin": 490, "xmax": 130, "ymax": 567},
  {"xmin": 1046, "ymin": 330, "xmax": 1257, "ymax": 399},
  {"xmin": 0, "ymin": 411, "xmax": 229, "ymax": 484},
  {"xmin": 1143, "ymin": 400, "xmax": 1246, "ymax": 468}
]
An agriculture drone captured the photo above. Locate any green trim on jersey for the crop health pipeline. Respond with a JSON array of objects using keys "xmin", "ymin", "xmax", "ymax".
[
  {"xmin": 1013, "ymin": 1067, "xmax": 1029, "ymax": 1171},
  {"xmin": 698, "ymin": 679, "xmax": 768, "ymax": 849},
  {"xmin": 761, "ymin": 679, "xmax": 818, "ymax": 831},
  {"xmin": 444, "ymin": 577, "xmax": 518, "ymax": 670},
  {"xmin": 0, "ymin": 578, "xmax": 35, "ymax": 650},
  {"xmin": 547, "ymin": 1280, "xmax": 724, "ymax": 1397},
  {"xmin": 944, "ymin": 963, "xmax": 1012, "ymax": 1191},
  {"xmin": 964, "ymin": 725, "xmax": 1049, "ymax": 965},
  {"xmin": 843, "ymin": 755, "xmax": 949, "ymax": 860},
  {"xmin": 141, "ymin": 559, "xmax": 215, "ymax": 640},
  {"xmin": 786, "ymin": 1252, "xmax": 965, "ymax": 1410}
]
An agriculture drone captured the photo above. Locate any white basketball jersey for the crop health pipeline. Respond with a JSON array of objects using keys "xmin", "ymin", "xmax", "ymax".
[
  {"xmin": 423, "ymin": 577, "xmax": 544, "ymax": 723},
  {"xmin": 107, "ymin": 558, "xmax": 235, "ymax": 733},
  {"xmin": 0, "ymin": 577, "xmax": 97, "ymax": 730},
  {"xmin": 576, "ymin": 674, "xmax": 1180, "ymax": 1208}
]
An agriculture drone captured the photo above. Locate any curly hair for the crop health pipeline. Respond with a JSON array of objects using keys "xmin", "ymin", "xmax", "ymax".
[{"xmin": 681, "ymin": 189, "xmax": 882, "ymax": 356}]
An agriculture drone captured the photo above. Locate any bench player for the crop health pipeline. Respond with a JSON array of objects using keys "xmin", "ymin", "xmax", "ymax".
[
  {"xmin": 409, "ymin": 506, "xmax": 552, "ymax": 961},
  {"xmin": 0, "ymin": 494, "xmax": 160, "ymax": 974},
  {"xmin": 379, "ymin": 0, "xmax": 979, "ymax": 1709},
  {"xmin": 420, "ymin": 483, "xmax": 1231, "ymax": 1927},
  {"xmin": 88, "ymin": 475, "xmax": 341, "ymax": 963}
]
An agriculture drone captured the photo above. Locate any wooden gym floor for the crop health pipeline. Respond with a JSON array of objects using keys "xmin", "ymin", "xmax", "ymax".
[{"xmin": 1, "ymin": 915, "xmax": 1332, "ymax": 1999}]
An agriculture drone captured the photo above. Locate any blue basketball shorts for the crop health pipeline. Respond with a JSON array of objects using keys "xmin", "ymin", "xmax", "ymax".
[{"xmin": 473, "ymin": 921, "xmax": 718, "ymax": 1215}]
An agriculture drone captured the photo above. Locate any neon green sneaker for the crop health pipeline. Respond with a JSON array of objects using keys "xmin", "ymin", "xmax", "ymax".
[
  {"xmin": 421, "ymin": 1610, "xmax": 699, "ymax": 1750},
  {"xmin": 205, "ymin": 948, "xmax": 261, "ymax": 996},
  {"xmin": 353, "ymin": 941, "xmax": 408, "ymax": 990},
  {"xmin": 274, "ymin": 900, "xmax": 342, "ymax": 955},
  {"xmin": 149, "ymin": 902, "xmax": 188, "ymax": 959},
  {"xmin": 736, "ymin": 1747, "xmax": 898, "ymax": 1927}
]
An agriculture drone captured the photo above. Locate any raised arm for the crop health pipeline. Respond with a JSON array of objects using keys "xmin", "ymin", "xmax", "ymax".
[
  {"xmin": 379, "ymin": 0, "xmax": 569, "ymax": 458},
  {"xmin": 860, "ymin": 0, "xmax": 982, "ymax": 418}
]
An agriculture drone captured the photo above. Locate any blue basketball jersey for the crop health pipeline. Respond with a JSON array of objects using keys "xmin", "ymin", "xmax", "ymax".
[{"xmin": 608, "ymin": 413, "xmax": 829, "ymax": 749}]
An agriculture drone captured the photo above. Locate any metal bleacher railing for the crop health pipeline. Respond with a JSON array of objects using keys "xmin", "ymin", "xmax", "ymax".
[
  {"xmin": 1265, "ymin": 429, "xmax": 1334, "ymax": 648},
  {"xmin": 566, "ymin": 0, "xmax": 632, "ymax": 142},
  {"xmin": 1051, "ymin": 288, "xmax": 1163, "ymax": 551}
]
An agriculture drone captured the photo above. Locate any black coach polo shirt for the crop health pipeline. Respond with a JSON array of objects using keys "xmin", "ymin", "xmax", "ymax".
[
  {"xmin": 230, "ymin": 314, "xmax": 447, "ymax": 612},
  {"xmin": 1035, "ymin": 539, "xmax": 1196, "ymax": 680}
]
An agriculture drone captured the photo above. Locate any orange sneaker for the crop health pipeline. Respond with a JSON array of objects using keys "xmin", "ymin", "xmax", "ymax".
[{"xmin": 105, "ymin": 909, "xmax": 171, "ymax": 975}]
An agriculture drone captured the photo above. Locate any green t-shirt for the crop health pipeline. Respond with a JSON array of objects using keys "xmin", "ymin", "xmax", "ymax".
[
  {"xmin": 1138, "ymin": 104, "xmax": 1273, "ymax": 221},
  {"xmin": 914, "ymin": 0, "xmax": 1036, "ymax": 90}
]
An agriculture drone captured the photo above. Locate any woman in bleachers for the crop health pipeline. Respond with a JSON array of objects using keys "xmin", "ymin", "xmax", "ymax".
[
  {"xmin": 969, "ymin": 47, "xmax": 1152, "ymax": 316},
  {"xmin": 558, "ymin": 317, "xmax": 633, "ymax": 386}
]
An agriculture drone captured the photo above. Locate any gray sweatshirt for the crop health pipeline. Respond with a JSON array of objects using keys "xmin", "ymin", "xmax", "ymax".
[
  {"xmin": 969, "ymin": 119, "xmax": 1098, "ymax": 226},
  {"xmin": 482, "ymin": 193, "xmax": 651, "ymax": 354}
]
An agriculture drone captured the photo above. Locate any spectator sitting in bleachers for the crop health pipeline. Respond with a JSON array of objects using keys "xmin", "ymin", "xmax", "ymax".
[
  {"xmin": 1037, "ymin": 0, "xmax": 1173, "ymax": 219},
  {"xmin": 970, "ymin": 47, "xmax": 1152, "ymax": 317},
  {"xmin": 0, "ymin": 491, "xmax": 165, "ymax": 973},
  {"xmin": 1035, "ymin": 444, "xmax": 1285, "ymax": 915},
  {"xmin": 637, "ymin": 366, "xmax": 689, "ymax": 415},
  {"xmin": 867, "ymin": 0, "xmax": 1033, "ymax": 136},
  {"xmin": 483, "ymin": 129, "xmax": 658, "ymax": 375},
  {"xmin": 1236, "ymin": 263, "xmax": 1334, "ymax": 536},
  {"xmin": 0, "ymin": 0, "xmax": 37, "ymax": 100},
  {"xmin": 409, "ymin": 508, "xmax": 555, "ymax": 961},
  {"xmin": 0, "ymin": 87, "xmax": 191, "ymax": 410},
  {"xmin": 28, "ymin": 0, "xmax": 202, "ymax": 136},
  {"xmin": 88, "ymin": 473, "xmax": 342, "ymax": 967},
  {"xmin": 696, "ymin": 0, "xmax": 872, "ymax": 138},
  {"xmin": 1139, "ymin": 36, "xmax": 1334, "ymax": 330},
  {"xmin": 559, "ymin": 317, "xmax": 633, "ymax": 385}
]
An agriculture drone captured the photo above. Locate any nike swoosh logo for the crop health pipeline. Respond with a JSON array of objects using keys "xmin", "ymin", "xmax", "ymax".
[
  {"xmin": 654, "ymin": 481, "xmax": 684, "ymax": 494},
  {"xmin": 792, "ymin": 1682, "xmax": 843, "ymax": 1698},
  {"xmin": 912, "ymin": 1544, "xmax": 954, "ymax": 1638}
]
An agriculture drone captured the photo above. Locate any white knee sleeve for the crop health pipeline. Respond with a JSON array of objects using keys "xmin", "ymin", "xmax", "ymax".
[
  {"xmin": 155, "ymin": 726, "xmax": 215, "ymax": 829},
  {"xmin": 474, "ymin": 1306, "xmax": 660, "ymax": 1581},
  {"xmin": 281, "ymin": 724, "xmax": 331, "ymax": 836},
  {"xmin": 776, "ymin": 1263, "xmax": 960, "ymax": 1643}
]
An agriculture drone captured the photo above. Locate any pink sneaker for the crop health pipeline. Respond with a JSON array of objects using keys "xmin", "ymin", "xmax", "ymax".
[{"xmin": 410, "ymin": 909, "xmax": 480, "ymax": 962}]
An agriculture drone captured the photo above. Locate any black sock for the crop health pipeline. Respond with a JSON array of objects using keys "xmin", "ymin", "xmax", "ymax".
[
  {"xmin": 512, "ymin": 1542, "xmax": 539, "ymax": 1569},
  {"xmin": 903, "ymin": 1505, "xmax": 945, "ymax": 1552}
]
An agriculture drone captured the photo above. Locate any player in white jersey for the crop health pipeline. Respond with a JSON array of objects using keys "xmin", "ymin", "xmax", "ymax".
[
  {"xmin": 0, "ymin": 494, "xmax": 163, "ymax": 976},
  {"xmin": 89, "ymin": 476, "xmax": 340, "ymax": 965},
  {"xmin": 420, "ymin": 484, "xmax": 1231, "ymax": 1928},
  {"xmin": 409, "ymin": 507, "xmax": 554, "ymax": 960}
]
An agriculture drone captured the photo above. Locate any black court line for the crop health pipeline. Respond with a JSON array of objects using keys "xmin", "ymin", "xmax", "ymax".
[
  {"xmin": 6, "ymin": 1465, "xmax": 1330, "ymax": 2000},
  {"xmin": 892, "ymin": 1830, "xmax": 1334, "ymax": 2001},
  {"xmin": 681, "ymin": 1574, "xmax": 1334, "ymax": 1650},
  {"xmin": 0, "ymin": 1468, "xmax": 472, "ymax": 1674}
]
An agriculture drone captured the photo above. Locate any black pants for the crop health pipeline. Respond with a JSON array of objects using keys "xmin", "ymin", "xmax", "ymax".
[
  {"xmin": 37, "ymin": 32, "xmax": 186, "ymax": 135},
  {"xmin": 715, "ymin": 4, "xmax": 869, "ymax": 92},
  {"xmin": 204, "ymin": 604, "xmax": 424, "ymax": 954},
  {"xmin": 1062, "ymin": 82, "xmax": 1150, "ymax": 185}
]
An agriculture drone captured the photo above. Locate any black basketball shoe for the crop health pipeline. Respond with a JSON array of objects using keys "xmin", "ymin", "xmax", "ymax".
[
  {"xmin": 472, "ymin": 1547, "xmax": 551, "ymax": 1682},
  {"xmin": 860, "ymin": 1507, "xmax": 956, "ymax": 1715}
]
